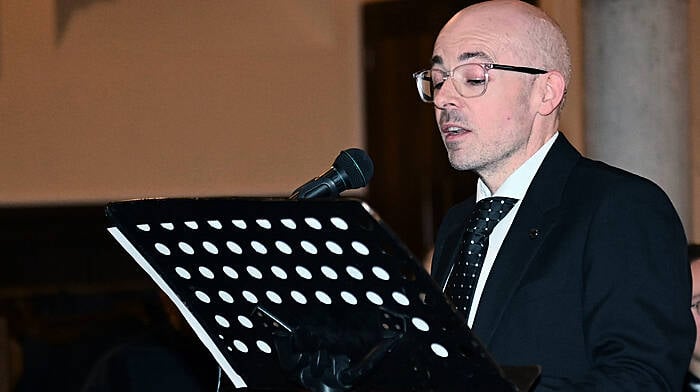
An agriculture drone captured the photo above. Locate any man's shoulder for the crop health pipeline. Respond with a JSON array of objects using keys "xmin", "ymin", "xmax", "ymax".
[
  {"xmin": 571, "ymin": 155, "xmax": 668, "ymax": 196},
  {"xmin": 543, "ymin": 132, "xmax": 664, "ymax": 195}
]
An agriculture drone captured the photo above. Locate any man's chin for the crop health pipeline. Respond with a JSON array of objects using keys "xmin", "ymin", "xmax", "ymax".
[
  {"xmin": 445, "ymin": 143, "xmax": 480, "ymax": 171},
  {"xmin": 448, "ymin": 157, "xmax": 474, "ymax": 171}
]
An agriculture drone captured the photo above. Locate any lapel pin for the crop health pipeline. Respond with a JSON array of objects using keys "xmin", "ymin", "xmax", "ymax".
[{"xmin": 528, "ymin": 228, "xmax": 540, "ymax": 239}]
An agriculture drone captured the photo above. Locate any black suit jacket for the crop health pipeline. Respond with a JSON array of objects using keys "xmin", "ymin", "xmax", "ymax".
[
  {"xmin": 431, "ymin": 134, "xmax": 694, "ymax": 391},
  {"xmin": 684, "ymin": 373, "xmax": 700, "ymax": 392}
]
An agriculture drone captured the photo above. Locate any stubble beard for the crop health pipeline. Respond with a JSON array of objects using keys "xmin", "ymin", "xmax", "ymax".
[
  {"xmin": 439, "ymin": 109, "xmax": 482, "ymax": 172},
  {"xmin": 445, "ymin": 141, "xmax": 480, "ymax": 172},
  {"xmin": 441, "ymin": 87, "xmax": 535, "ymax": 176},
  {"xmin": 443, "ymin": 122, "xmax": 526, "ymax": 178}
]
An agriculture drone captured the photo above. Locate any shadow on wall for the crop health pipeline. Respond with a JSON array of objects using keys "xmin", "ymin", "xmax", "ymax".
[{"xmin": 56, "ymin": 0, "xmax": 117, "ymax": 44}]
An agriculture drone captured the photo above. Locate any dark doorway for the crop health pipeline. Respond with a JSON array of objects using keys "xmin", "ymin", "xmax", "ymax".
[{"xmin": 362, "ymin": 1, "xmax": 480, "ymax": 263}]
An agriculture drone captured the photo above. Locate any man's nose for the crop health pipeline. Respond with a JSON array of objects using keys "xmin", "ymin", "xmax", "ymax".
[{"xmin": 433, "ymin": 78, "xmax": 461, "ymax": 109}]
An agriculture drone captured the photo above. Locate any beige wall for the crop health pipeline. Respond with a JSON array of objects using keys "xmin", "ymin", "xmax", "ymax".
[
  {"xmin": 0, "ymin": 0, "xmax": 364, "ymax": 204},
  {"xmin": 1, "ymin": 0, "xmax": 698, "ymax": 240}
]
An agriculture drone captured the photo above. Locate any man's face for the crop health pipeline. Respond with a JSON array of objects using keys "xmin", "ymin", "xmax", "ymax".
[
  {"xmin": 691, "ymin": 261, "xmax": 700, "ymax": 361},
  {"xmin": 431, "ymin": 13, "xmax": 538, "ymax": 180}
]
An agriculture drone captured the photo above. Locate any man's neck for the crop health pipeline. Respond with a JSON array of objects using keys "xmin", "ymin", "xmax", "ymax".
[
  {"xmin": 477, "ymin": 131, "xmax": 559, "ymax": 194},
  {"xmin": 478, "ymin": 127, "xmax": 558, "ymax": 192}
]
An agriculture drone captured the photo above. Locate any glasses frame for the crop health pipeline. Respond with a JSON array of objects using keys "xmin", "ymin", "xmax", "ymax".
[{"xmin": 412, "ymin": 63, "xmax": 548, "ymax": 103}]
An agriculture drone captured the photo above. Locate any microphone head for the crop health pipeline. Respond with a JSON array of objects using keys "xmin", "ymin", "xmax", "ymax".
[{"xmin": 334, "ymin": 148, "xmax": 374, "ymax": 189}]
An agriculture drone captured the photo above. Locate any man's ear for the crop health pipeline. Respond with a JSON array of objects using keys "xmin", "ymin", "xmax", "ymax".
[{"xmin": 537, "ymin": 70, "xmax": 566, "ymax": 116}]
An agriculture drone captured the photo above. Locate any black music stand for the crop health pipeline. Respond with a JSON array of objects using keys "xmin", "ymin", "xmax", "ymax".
[{"xmin": 106, "ymin": 197, "xmax": 533, "ymax": 391}]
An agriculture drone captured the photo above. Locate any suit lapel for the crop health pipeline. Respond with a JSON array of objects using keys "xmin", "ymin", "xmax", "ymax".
[
  {"xmin": 433, "ymin": 197, "xmax": 476, "ymax": 290},
  {"xmin": 471, "ymin": 134, "xmax": 581, "ymax": 346}
]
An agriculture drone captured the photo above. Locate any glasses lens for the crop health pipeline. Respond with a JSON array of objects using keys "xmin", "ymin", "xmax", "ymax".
[
  {"xmin": 413, "ymin": 64, "xmax": 489, "ymax": 103},
  {"xmin": 414, "ymin": 71, "xmax": 434, "ymax": 102},
  {"xmin": 453, "ymin": 64, "xmax": 487, "ymax": 98}
]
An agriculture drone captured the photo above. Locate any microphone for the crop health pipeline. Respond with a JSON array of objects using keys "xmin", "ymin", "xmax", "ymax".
[{"xmin": 289, "ymin": 148, "xmax": 374, "ymax": 200}]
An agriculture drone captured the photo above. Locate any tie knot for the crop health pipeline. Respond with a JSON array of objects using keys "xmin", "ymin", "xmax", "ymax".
[{"xmin": 466, "ymin": 197, "xmax": 518, "ymax": 234}]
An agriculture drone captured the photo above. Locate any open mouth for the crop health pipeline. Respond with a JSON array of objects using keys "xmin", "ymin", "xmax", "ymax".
[{"xmin": 442, "ymin": 125, "xmax": 469, "ymax": 136}]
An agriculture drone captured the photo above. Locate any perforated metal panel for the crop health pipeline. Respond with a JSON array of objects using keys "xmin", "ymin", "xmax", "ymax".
[{"xmin": 106, "ymin": 197, "xmax": 514, "ymax": 392}]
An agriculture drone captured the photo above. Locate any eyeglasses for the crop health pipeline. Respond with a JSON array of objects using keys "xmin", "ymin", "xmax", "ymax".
[
  {"xmin": 412, "ymin": 63, "xmax": 548, "ymax": 103},
  {"xmin": 692, "ymin": 300, "xmax": 700, "ymax": 316}
]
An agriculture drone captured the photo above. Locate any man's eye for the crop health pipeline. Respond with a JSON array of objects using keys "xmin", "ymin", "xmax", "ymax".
[
  {"xmin": 466, "ymin": 78, "xmax": 485, "ymax": 86},
  {"xmin": 433, "ymin": 80, "xmax": 445, "ymax": 89}
]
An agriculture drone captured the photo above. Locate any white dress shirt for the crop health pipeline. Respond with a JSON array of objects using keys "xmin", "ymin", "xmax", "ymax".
[{"xmin": 466, "ymin": 132, "xmax": 559, "ymax": 327}]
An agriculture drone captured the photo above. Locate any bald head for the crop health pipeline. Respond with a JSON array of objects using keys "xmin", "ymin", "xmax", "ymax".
[
  {"xmin": 429, "ymin": 0, "xmax": 569, "ymax": 186},
  {"xmin": 438, "ymin": 0, "xmax": 571, "ymax": 86}
]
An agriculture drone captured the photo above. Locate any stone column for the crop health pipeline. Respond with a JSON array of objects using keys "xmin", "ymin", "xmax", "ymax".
[{"xmin": 583, "ymin": 0, "xmax": 690, "ymax": 231}]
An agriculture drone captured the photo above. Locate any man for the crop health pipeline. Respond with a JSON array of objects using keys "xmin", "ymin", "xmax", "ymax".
[
  {"xmin": 687, "ymin": 244, "xmax": 700, "ymax": 391},
  {"xmin": 413, "ymin": 0, "xmax": 694, "ymax": 390}
]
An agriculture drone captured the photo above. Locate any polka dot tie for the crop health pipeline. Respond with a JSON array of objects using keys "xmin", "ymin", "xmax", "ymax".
[{"xmin": 445, "ymin": 196, "xmax": 518, "ymax": 317}]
